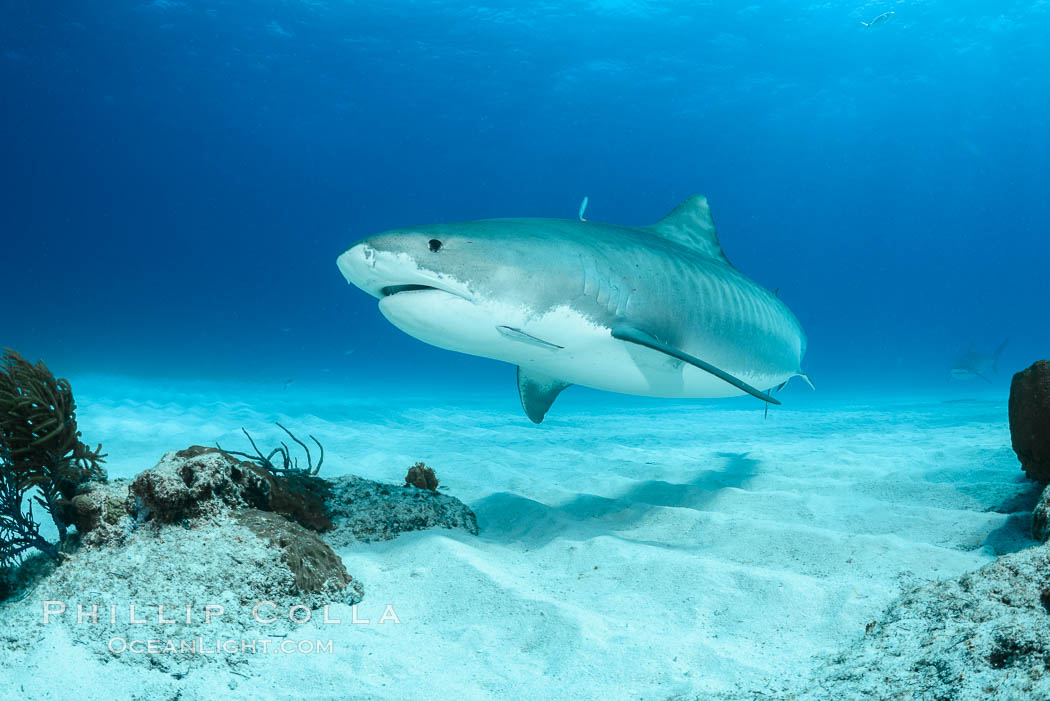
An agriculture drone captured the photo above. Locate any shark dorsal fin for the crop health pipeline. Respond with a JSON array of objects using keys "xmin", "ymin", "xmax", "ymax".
[{"xmin": 646, "ymin": 195, "xmax": 729, "ymax": 263}]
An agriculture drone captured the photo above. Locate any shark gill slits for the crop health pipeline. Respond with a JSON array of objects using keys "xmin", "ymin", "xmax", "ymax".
[{"xmin": 429, "ymin": 239, "xmax": 443, "ymax": 252}]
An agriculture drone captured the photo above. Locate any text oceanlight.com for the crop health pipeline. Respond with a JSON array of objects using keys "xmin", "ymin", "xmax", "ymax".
[{"xmin": 108, "ymin": 637, "xmax": 335, "ymax": 655}]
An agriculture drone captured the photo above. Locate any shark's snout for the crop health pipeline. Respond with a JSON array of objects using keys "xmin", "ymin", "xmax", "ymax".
[
  {"xmin": 337, "ymin": 243, "xmax": 384, "ymax": 299},
  {"xmin": 337, "ymin": 240, "xmax": 472, "ymax": 302}
]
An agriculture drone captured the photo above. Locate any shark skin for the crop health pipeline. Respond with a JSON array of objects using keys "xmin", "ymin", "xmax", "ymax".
[{"xmin": 337, "ymin": 195, "xmax": 809, "ymax": 423}]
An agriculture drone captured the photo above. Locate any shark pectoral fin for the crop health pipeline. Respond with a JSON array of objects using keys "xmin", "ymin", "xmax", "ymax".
[
  {"xmin": 516, "ymin": 367, "xmax": 571, "ymax": 424},
  {"xmin": 610, "ymin": 324, "xmax": 781, "ymax": 405},
  {"xmin": 497, "ymin": 326, "xmax": 563, "ymax": 350}
]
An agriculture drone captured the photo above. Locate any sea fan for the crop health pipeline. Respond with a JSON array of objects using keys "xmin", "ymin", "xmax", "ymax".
[{"xmin": 0, "ymin": 349, "xmax": 106, "ymax": 564}]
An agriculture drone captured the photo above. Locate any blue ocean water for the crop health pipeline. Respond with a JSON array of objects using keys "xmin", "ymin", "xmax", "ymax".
[
  {"xmin": 2, "ymin": 1, "xmax": 1047, "ymax": 406},
  {"xmin": 6, "ymin": 8, "xmax": 1050, "ymax": 697}
]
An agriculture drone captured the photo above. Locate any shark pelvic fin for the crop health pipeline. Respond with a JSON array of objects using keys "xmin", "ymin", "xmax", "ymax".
[
  {"xmin": 516, "ymin": 367, "xmax": 572, "ymax": 423},
  {"xmin": 610, "ymin": 324, "xmax": 781, "ymax": 405},
  {"xmin": 497, "ymin": 326, "xmax": 563, "ymax": 350},
  {"xmin": 646, "ymin": 194, "xmax": 730, "ymax": 264}
]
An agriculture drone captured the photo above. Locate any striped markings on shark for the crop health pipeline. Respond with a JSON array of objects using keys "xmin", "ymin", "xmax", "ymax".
[{"xmin": 337, "ymin": 195, "xmax": 811, "ymax": 423}]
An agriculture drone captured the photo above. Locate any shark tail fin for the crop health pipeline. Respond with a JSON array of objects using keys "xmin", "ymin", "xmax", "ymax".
[
  {"xmin": 860, "ymin": 21, "xmax": 870, "ymax": 27},
  {"xmin": 993, "ymin": 339, "xmax": 1009, "ymax": 373}
]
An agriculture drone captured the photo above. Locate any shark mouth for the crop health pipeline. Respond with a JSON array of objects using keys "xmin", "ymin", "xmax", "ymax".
[
  {"xmin": 380, "ymin": 284, "xmax": 440, "ymax": 297},
  {"xmin": 379, "ymin": 283, "xmax": 473, "ymax": 304}
]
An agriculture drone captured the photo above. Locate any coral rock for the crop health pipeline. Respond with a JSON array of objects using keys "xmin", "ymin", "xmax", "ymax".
[
  {"xmin": 1034, "ymin": 485, "xmax": 1050, "ymax": 543},
  {"xmin": 2, "ymin": 509, "xmax": 362, "ymax": 677},
  {"xmin": 130, "ymin": 446, "xmax": 330, "ymax": 530},
  {"xmin": 1010, "ymin": 360, "xmax": 1050, "ymax": 483},
  {"xmin": 70, "ymin": 480, "xmax": 133, "ymax": 547},
  {"xmin": 802, "ymin": 543, "xmax": 1050, "ymax": 699},
  {"xmin": 325, "ymin": 474, "xmax": 477, "ymax": 547},
  {"xmin": 405, "ymin": 462, "xmax": 439, "ymax": 490},
  {"xmin": 248, "ymin": 470, "xmax": 332, "ymax": 532},
  {"xmin": 236, "ymin": 509, "xmax": 355, "ymax": 595}
]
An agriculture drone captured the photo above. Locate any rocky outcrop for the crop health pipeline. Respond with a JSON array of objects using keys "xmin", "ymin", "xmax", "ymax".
[
  {"xmin": 1, "ymin": 445, "xmax": 479, "ymax": 678},
  {"xmin": 5, "ymin": 511, "xmax": 363, "ymax": 678},
  {"xmin": 129, "ymin": 446, "xmax": 331, "ymax": 531},
  {"xmin": 114, "ymin": 447, "xmax": 477, "ymax": 546},
  {"xmin": 1010, "ymin": 360, "xmax": 1050, "ymax": 483},
  {"xmin": 325, "ymin": 474, "xmax": 478, "ymax": 548},
  {"xmin": 796, "ymin": 543, "xmax": 1050, "ymax": 700},
  {"xmin": 235, "ymin": 509, "xmax": 353, "ymax": 595},
  {"xmin": 72, "ymin": 472, "xmax": 358, "ymax": 604},
  {"xmin": 69, "ymin": 479, "xmax": 134, "ymax": 547},
  {"xmin": 74, "ymin": 448, "xmax": 478, "ymax": 553},
  {"xmin": 68, "ymin": 447, "xmax": 479, "ymax": 598},
  {"xmin": 1033, "ymin": 486, "xmax": 1050, "ymax": 543}
]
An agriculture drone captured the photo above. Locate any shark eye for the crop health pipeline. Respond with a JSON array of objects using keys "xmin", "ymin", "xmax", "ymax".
[{"xmin": 428, "ymin": 239, "xmax": 443, "ymax": 252}]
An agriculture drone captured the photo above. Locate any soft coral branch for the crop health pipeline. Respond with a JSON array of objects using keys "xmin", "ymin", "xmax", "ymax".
[{"xmin": 0, "ymin": 349, "xmax": 106, "ymax": 564}]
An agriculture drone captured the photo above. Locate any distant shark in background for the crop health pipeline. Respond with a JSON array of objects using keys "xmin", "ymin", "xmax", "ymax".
[
  {"xmin": 950, "ymin": 341, "xmax": 1009, "ymax": 383},
  {"xmin": 861, "ymin": 11, "xmax": 895, "ymax": 28},
  {"xmin": 337, "ymin": 195, "xmax": 810, "ymax": 423}
]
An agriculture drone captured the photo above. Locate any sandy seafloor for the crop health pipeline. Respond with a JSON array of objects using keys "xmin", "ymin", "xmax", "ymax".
[{"xmin": 1, "ymin": 375, "xmax": 1036, "ymax": 700}]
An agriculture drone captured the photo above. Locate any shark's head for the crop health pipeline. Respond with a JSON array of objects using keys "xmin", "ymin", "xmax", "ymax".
[
  {"xmin": 337, "ymin": 227, "xmax": 475, "ymax": 301},
  {"xmin": 337, "ymin": 220, "xmax": 586, "ymax": 360}
]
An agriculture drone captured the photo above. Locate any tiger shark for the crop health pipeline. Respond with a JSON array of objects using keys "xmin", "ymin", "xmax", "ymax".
[
  {"xmin": 337, "ymin": 195, "xmax": 809, "ymax": 423},
  {"xmin": 950, "ymin": 340, "xmax": 1008, "ymax": 383}
]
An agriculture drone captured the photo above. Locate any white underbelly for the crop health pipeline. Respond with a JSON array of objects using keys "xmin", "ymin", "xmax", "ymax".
[
  {"xmin": 520, "ymin": 338, "xmax": 787, "ymax": 398},
  {"xmin": 378, "ymin": 290, "xmax": 791, "ymax": 399}
]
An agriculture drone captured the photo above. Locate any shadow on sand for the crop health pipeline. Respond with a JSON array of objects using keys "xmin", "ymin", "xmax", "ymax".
[
  {"xmin": 983, "ymin": 479, "xmax": 1044, "ymax": 556},
  {"xmin": 472, "ymin": 452, "xmax": 760, "ymax": 546}
]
